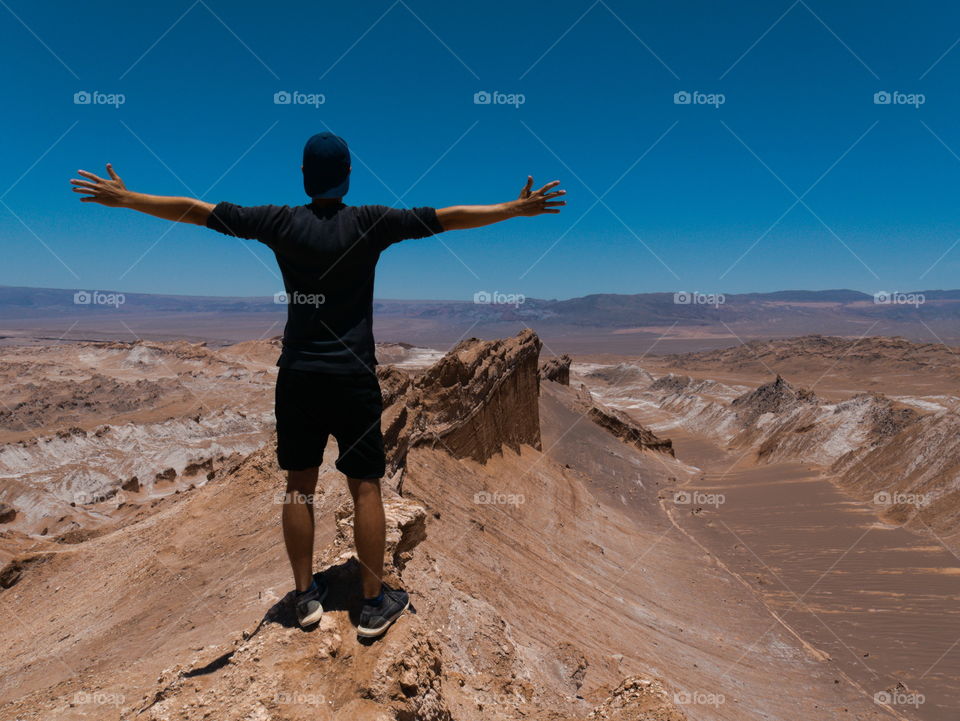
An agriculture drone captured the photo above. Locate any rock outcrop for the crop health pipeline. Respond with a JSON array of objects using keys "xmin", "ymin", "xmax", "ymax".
[
  {"xmin": 572, "ymin": 385, "xmax": 674, "ymax": 456},
  {"xmin": 539, "ymin": 354, "xmax": 572, "ymax": 385},
  {"xmin": 0, "ymin": 502, "xmax": 16, "ymax": 524},
  {"xmin": 0, "ymin": 559, "xmax": 25, "ymax": 588},
  {"xmin": 378, "ymin": 330, "xmax": 543, "ymax": 470},
  {"xmin": 138, "ymin": 495, "xmax": 453, "ymax": 721},
  {"xmin": 831, "ymin": 410, "xmax": 960, "ymax": 533},
  {"xmin": 731, "ymin": 375, "xmax": 818, "ymax": 423},
  {"xmin": 640, "ymin": 362, "xmax": 960, "ymax": 532},
  {"xmin": 333, "ymin": 495, "xmax": 428, "ymax": 573},
  {"xmin": 588, "ymin": 676, "xmax": 688, "ymax": 720}
]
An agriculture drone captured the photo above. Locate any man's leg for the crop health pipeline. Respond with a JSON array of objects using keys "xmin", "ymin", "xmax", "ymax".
[
  {"xmin": 337, "ymin": 375, "xmax": 409, "ymax": 637},
  {"xmin": 283, "ymin": 467, "xmax": 319, "ymax": 592},
  {"xmin": 348, "ymin": 476, "xmax": 385, "ymax": 598}
]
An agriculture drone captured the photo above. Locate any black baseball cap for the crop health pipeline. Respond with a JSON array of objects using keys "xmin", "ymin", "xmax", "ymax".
[{"xmin": 302, "ymin": 132, "xmax": 351, "ymax": 199}]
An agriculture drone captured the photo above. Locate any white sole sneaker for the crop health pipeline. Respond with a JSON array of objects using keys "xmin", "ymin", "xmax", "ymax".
[
  {"xmin": 356, "ymin": 596, "xmax": 410, "ymax": 638},
  {"xmin": 295, "ymin": 579, "xmax": 329, "ymax": 627}
]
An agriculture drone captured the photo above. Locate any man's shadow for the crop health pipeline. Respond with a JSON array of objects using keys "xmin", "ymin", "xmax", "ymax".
[
  {"xmin": 186, "ymin": 561, "xmax": 367, "ymax": 678},
  {"xmin": 265, "ymin": 558, "xmax": 360, "ymax": 628},
  {"xmin": 260, "ymin": 558, "xmax": 414, "ymax": 645}
]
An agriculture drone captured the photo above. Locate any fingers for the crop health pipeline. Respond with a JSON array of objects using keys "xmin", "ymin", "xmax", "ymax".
[
  {"xmin": 106, "ymin": 163, "xmax": 120, "ymax": 180},
  {"xmin": 77, "ymin": 169, "xmax": 106, "ymax": 183},
  {"xmin": 542, "ymin": 190, "xmax": 565, "ymax": 200},
  {"xmin": 543, "ymin": 201, "xmax": 565, "ymax": 207},
  {"xmin": 70, "ymin": 179, "xmax": 99, "ymax": 189},
  {"xmin": 71, "ymin": 187, "xmax": 98, "ymax": 195},
  {"xmin": 534, "ymin": 180, "xmax": 561, "ymax": 195},
  {"xmin": 519, "ymin": 175, "xmax": 533, "ymax": 198}
]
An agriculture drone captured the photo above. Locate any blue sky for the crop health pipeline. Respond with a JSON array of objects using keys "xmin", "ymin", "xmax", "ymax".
[{"xmin": 3, "ymin": 0, "xmax": 960, "ymax": 300}]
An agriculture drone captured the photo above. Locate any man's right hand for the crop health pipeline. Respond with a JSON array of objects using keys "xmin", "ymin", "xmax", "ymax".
[{"xmin": 436, "ymin": 177, "xmax": 566, "ymax": 231}]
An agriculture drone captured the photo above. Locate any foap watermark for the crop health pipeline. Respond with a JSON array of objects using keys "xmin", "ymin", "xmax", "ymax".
[
  {"xmin": 673, "ymin": 690, "xmax": 726, "ymax": 707},
  {"xmin": 273, "ymin": 90, "xmax": 326, "ymax": 108},
  {"xmin": 73, "ymin": 90, "xmax": 126, "ymax": 108},
  {"xmin": 873, "ymin": 290, "xmax": 925, "ymax": 307},
  {"xmin": 874, "ymin": 491, "xmax": 928, "ymax": 508},
  {"xmin": 474, "ymin": 690, "xmax": 526, "ymax": 708},
  {"xmin": 874, "ymin": 690, "xmax": 925, "ymax": 709},
  {"xmin": 274, "ymin": 490, "xmax": 319, "ymax": 505},
  {"xmin": 674, "ymin": 90, "xmax": 725, "ymax": 108},
  {"xmin": 673, "ymin": 291, "xmax": 725, "ymax": 308},
  {"xmin": 74, "ymin": 290, "xmax": 125, "ymax": 308},
  {"xmin": 674, "ymin": 490, "xmax": 725, "ymax": 508},
  {"xmin": 72, "ymin": 691, "xmax": 126, "ymax": 707},
  {"xmin": 274, "ymin": 691, "xmax": 328, "ymax": 706},
  {"xmin": 75, "ymin": 489, "xmax": 129, "ymax": 505},
  {"xmin": 473, "ymin": 90, "xmax": 526, "ymax": 108},
  {"xmin": 274, "ymin": 291, "xmax": 325, "ymax": 308},
  {"xmin": 874, "ymin": 90, "xmax": 925, "ymax": 109},
  {"xmin": 474, "ymin": 491, "xmax": 525, "ymax": 507},
  {"xmin": 473, "ymin": 290, "xmax": 525, "ymax": 308}
]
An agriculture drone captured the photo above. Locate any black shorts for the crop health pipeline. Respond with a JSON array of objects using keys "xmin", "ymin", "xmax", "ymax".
[{"xmin": 274, "ymin": 368, "xmax": 386, "ymax": 479}]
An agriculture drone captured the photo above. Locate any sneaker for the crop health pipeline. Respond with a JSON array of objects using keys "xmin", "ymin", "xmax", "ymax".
[
  {"xmin": 294, "ymin": 574, "xmax": 328, "ymax": 627},
  {"xmin": 357, "ymin": 585, "xmax": 410, "ymax": 638}
]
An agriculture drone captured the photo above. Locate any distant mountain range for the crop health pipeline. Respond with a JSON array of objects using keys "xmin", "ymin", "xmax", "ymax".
[{"xmin": 2, "ymin": 286, "xmax": 959, "ymax": 326}]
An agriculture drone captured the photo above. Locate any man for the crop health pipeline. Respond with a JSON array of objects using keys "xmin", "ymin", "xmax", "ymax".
[{"xmin": 71, "ymin": 131, "xmax": 566, "ymax": 637}]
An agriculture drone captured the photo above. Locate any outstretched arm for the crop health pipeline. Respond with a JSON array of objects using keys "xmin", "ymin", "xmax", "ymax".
[
  {"xmin": 436, "ymin": 176, "xmax": 565, "ymax": 231},
  {"xmin": 70, "ymin": 164, "xmax": 214, "ymax": 226}
]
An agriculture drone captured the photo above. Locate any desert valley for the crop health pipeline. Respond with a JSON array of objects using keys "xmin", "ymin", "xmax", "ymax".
[{"xmin": 1, "ymin": 290, "xmax": 959, "ymax": 720}]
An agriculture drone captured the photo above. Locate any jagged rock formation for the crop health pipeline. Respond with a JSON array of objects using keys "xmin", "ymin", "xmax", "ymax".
[
  {"xmin": 649, "ymin": 374, "xmax": 696, "ymax": 395},
  {"xmin": 572, "ymin": 386, "xmax": 674, "ymax": 456},
  {"xmin": 539, "ymin": 354, "xmax": 572, "ymax": 385},
  {"xmin": 640, "ymin": 364, "xmax": 960, "ymax": 531},
  {"xmin": 647, "ymin": 373, "xmax": 911, "ymax": 465},
  {"xmin": 730, "ymin": 375, "xmax": 818, "ymax": 424},
  {"xmin": 412, "ymin": 330, "xmax": 542, "ymax": 462},
  {"xmin": 378, "ymin": 365, "xmax": 418, "ymax": 478},
  {"xmin": 863, "ymin": 395, "xmax": 921, "ymax": 441},
  {"xmin": 378, "ymin": 329, "xmax": 543, "ymax": 470}
]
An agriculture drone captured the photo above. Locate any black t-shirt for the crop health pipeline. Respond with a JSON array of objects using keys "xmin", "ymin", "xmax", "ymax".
[{"xmin": 206, "ymin": 202, "xmax": 443, "ymax": 374}]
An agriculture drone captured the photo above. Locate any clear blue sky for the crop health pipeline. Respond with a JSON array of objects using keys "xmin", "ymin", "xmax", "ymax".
[{"xmin": 3, "ymin": 0, "xmax": 960, "ymax": 300}]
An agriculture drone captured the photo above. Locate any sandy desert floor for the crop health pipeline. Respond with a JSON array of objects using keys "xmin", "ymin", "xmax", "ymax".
[{"xmin": 580, "ymin": 339, "xmax": 960, "ymax": 721}]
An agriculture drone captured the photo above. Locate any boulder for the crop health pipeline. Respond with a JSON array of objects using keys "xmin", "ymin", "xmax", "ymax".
[
  {"xmin": 0, "ymin": 502, "xmax": 16, "ymax": 524},
  {"xmin": 539, "ymin": 354, "xmax": 572, "ymax": 385}
]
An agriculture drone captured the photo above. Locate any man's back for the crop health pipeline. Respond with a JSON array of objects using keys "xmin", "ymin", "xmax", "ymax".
[
  {"xmin": 71, "ymin": 147, "xmax": 565, "ymax": 637},
  {"xmin": 206, "ymin": 201, "xmax": 443, "ymax": 374}
]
